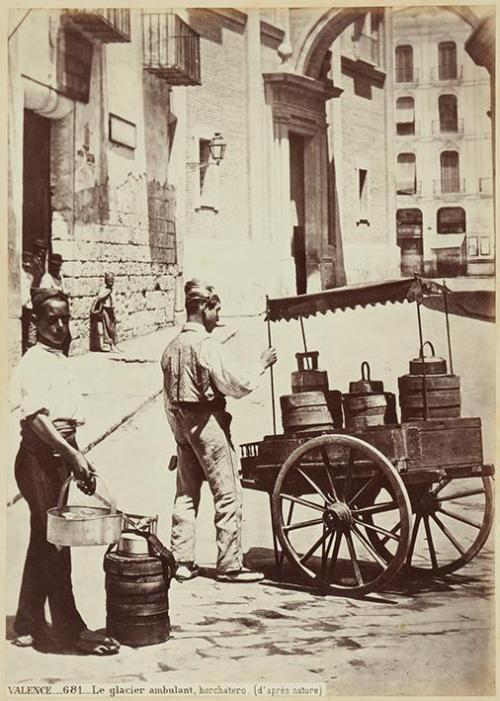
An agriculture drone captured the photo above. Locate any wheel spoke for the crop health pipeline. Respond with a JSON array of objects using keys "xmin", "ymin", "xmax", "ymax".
[
  {"xmin": 439, "ymin": 488, "xmax": 485, "ymax": 502},
  {"xmin": 437, "ymin": 506, "xmax": 482, "ymax": 530},
  {"xmin": 351, "ymin": 524, "xmax": 387, "ymax": 568},
  {"xmin": 344, "ymin": 531, "xmax": 364, "ymax": 585},
  {"xmin": 283, "ymin": 517, "xmax": 324, "ymax": 533},
  {"xmin": 285, "ymin": 500, "xmax": 295, "ymax": 527},
  {"xmin": 431, "ymin": 477, "xmax": 452, "ymax": 496},
  {"xmin": 380, "ymin": 521, "xmax": 401, "ymax": 546},
  {"xmin": 296, "ymin": 466, "xmax": 330, "ymax": 503},
  {"xmin": 423, "ymin": 515, "xmax": 439, "ymax": 570},
  {"xmin": 320, "ymin": 448, "xmax": 339, "ymax": 501},
  {"xmin": 343, "ymin": 449, "xmax": 355, "ymax": 502},
  {"xmin": 299, "ymin": 529, "xmax": 331, "ymax": 566},
  {"xmin": 406, "ymin": 515, "xmax": 421, "ymax": 568},
  {"xmin": 348, "ymin": 474, "xmax": 379, "ymax": 507},
  {"xmin": 351, "ymin": 501, "xmax": 397, "ymax": 516},
  {"xmin": 431, "ymin": 513, "xmax": 466, "ymax": 555},
  {"xmin": 280, "ymin": 494, "xmax": 325, "ymax": 512},
  {"xmin": 351, "ymin": 517, "xmax": 400, "ymax": 542},
  {"xmin": 328, "ymin": 529, "xmax": 343, "ymax": 578},
  {"xmin": 321, "ymin": 529, "xmax": 334, "ymax": 575}
]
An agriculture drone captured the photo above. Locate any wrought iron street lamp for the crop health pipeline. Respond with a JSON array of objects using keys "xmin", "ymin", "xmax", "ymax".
[{"xmin": 186, "ymin": 132, "xmax": 226, "ymax": 171}]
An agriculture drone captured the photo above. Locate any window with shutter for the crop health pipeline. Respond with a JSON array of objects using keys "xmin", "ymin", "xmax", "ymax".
[
  {"xmin": 396, "ymin": 96, "xmax": 415, "ymax": 134},
  {"xmin": 438, "ymin": 42, "xmax": 457, "ymax": 80},
  {"xmin": 438, "ymin": 94, "xmax": 458, "ymax": 131},
  {"xmin": 396, "ymin": 153, "xmax": 417, "ymax": 195},
  {"xmin": 440, "ymin": 151, "xmax": 460, "ymax": 193},
  {"xmin": 395, "ymin": 45, "xmax": 413, "ymax": 82},
  {"xmin": 437, "ymin": 207, "xmax": 466, "ymax": 234}
]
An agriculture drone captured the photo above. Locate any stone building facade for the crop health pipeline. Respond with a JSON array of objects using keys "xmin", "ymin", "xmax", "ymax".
[
  {"xmin": 8, "ymin": 7, "xmax": 495, "ymax": 359},
  {"xmin": 8, "ymin": 9, "xmax": 182, "ymax": 361},
  {"xmin": 392, "ymin": 7, "xmax": 494, "ymax": 277}
]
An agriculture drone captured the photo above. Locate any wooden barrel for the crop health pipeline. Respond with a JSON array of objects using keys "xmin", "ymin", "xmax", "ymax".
[
  {"xmin": 280, "ymin": 391, "xmax": 334, "ymax": 433},
  {"xmin": 343, "ymin": 393, "xmax": 387, "ymax": 429},
  {"xmin": 398, "ymin": 374, "xmax": 461, "ymax": 421},
  {"xmin": 291, "ymin": 369, "xmax": 329, "ymax": 394},
  {"xmin": 104, "ymin": 551, "xmax": 170, "ymax": 647}
]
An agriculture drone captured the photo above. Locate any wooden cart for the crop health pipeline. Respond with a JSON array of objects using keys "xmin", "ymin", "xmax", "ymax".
[{"xmin": 240, "ymin": 278, "xmax": 494, "ymax": 595}]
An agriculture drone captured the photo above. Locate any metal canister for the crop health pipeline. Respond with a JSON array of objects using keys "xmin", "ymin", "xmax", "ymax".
[
  {"xmin": 104, "ymin": 547, "xmax": 170, "ymax": 647},
  {"xmin": 343, "ymin": 362, "xmax": 388, "ymax": 429},
  {"xmin": 399, "ymin": 342, "xmax": 461, "ymax": 421},
  {"xmin": 408, "ymin": 342, "xmax": 447, "ymax": 376},
  {"xmin": 291, "ymin": 351, "xmax": 329, "ymax": 394}
]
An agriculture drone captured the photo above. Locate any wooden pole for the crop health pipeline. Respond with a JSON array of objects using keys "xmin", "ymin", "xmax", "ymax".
[
  {"xmin": 416, "ymin": 301, "xmax": 429, "ymax": 420},
  {"xmin": 266, "ymin": 296, "xmax": 277, "ymax": 435},
  {"xmin": 442, "ymin": 281, "xmax": 454, "ymax": 374},
  {"xmin": 299, "ymin": 316, "xmax": 308, "ymax": 353}
]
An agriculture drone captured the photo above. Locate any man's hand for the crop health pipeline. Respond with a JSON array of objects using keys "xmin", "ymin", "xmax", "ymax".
[
  {"xmin": 260, "ymin": 346, "xmax": 278, "ymax": 370},
  {"xmin": 67, "ymin": 450, "xmax": 96, "ymax": 495}
]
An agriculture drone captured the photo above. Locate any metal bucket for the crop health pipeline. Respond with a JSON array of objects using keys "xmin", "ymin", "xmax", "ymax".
[{"xmin": 47, "ymin": 475, "xmax": 123, "ymax": 547}]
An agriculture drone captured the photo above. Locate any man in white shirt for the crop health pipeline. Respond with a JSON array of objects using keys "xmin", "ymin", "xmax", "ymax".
[
  {"xmin": 13, "ymin": 289, "xmax": 119, "ymax": 655},
  {"xmin": 40, "ymin": 253, "xmax": 65, "ymax": 292},
  {"xmin": 161, "ymin": 282, "xmax": 277, "ymax": 583}
]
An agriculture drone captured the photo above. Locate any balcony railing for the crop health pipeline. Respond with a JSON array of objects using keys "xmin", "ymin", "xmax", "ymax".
[
  {"xmin": 64, "ymin": 9, "xmax": 131, "ymax": 42},
  {"xmin": 479, "ymin": 177, "xmax": 493, "ymax": 195},
  {"xmin": 431, "ymin": 118, "xmax": 464, "ymax": 135},
  {"xmin": 395, "ymin": 67, "xmax": 419, "ymax": 85},
  {"xmin": 143, "ymin": 12, "xmax": 201, "ymax": 86},
  {"xmin": 354, "ymin": 33, "xmax": 380, "ymax": 65},
  {"xmin": 433, "ymin": 179, "xmax": 466, "ymax": 195},
  {"xmin": 430, "ymin": 65, "xmax": 463, "ymax": 84},
  {"xmin": 396, "ymin": 180, "xmax": 422, "ymax": 196}
]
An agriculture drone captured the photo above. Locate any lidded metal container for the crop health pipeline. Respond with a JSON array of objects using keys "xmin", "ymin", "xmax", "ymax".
[
  {"xmin": 104, "ymin": 531, "xmax": 171, "ymax": 647},
  {"xmin": 398, "ymin": 342, "xmax": 461, "ymax": 421},
  {"xmin": 408, "ymin": 341, "xmax": 448, "ymax": 376},
  {"xmin": 291, "ymin": 351, "xmax": 329, "ymax": 394},
  {"xmin": 343, "ymin": 362, "xmax": 388, "ymax": 430}
]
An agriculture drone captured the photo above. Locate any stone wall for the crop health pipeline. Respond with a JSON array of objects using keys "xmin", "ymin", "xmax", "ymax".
[{"xmin": 10, "ymin": 10, "xmax": 180, "ymax": 360}]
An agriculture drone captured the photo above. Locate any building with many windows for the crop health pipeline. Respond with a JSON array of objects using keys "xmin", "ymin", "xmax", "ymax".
[
  {"xmin": 7, "ymin": 7, "xmax": 495, "ymax": 362},
  {"xmin": 392, "ymin": 7, "xmax": 494, "ymax": 277}
]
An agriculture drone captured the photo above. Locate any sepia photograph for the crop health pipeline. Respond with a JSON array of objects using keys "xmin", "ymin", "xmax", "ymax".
[{"xmin": 5, "ymin": 3, "xmax": 496, "ymax": 697}]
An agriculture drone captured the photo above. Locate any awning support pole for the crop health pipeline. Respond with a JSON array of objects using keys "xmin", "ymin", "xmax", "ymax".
[
  {"xmin": 299, "ymin": 317, "xmax": 308, "ymax": 353},
  {"xmin": 266, "ymin": 297, "xmax": 277, "ymax": 436},
  {"xmin": 442, "ymin": 280, "xmax": 454, "ymax": 374},
  {"xmin": 416, "ymin": 300, "xmax": 429, "ymax": 420}
]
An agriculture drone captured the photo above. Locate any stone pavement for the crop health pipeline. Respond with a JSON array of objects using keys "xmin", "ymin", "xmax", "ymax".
[{"xmin": 5, "ymin": 395, "xmax": 495, "ymax": 696}]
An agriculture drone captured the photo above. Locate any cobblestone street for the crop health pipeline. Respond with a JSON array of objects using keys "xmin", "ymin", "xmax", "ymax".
[{"xmin": 6, "ymin": 301, "xmax": 495, "ymax": 695}]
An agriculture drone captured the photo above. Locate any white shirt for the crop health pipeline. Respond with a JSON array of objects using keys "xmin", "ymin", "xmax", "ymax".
[
  {"xmin": 198, "ymin": 333, "xmax": 261, "ymax": 399},
  {"xmin": 40, "ymin": 272, "xmax": 65, "ymax": 292},
  {"xmin": 13, "ymin": 343, "xmax": 86, "ymax": 424}
]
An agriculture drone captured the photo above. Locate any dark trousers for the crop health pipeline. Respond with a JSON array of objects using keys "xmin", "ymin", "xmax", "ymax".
[{"xmin": 14, "ymin": 438, "xmax": 86, "ymax": 643}]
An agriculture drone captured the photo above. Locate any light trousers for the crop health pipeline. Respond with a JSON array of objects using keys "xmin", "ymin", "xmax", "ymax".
[{"xmin": 170, "ymin": 407, "xmax": 243, "ymax": 574}]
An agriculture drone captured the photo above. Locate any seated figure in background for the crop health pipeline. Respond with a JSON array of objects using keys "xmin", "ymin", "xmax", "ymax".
[{"xmin": 90, "ymin": 272, "xmax": 119, "ymax": 353}]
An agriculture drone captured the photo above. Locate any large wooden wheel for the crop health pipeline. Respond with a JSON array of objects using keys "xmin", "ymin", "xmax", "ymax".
[
  {"xmin": 271, "ymin": 435, "xmax": 412, "ymax": 596},
  {"xmin": 361, "ymin": 475, "xmax": 494, "ymax": 576}
]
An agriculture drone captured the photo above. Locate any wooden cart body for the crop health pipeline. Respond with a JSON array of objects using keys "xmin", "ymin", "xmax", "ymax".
[{"xmin": 240, "ymin": 278, "xmax": 495, "ymax": 595}]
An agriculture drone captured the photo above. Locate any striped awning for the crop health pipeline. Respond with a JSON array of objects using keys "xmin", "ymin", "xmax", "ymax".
[{"xmin": 266, "ymin": 277, "xmax": 448, "ymax": 322}]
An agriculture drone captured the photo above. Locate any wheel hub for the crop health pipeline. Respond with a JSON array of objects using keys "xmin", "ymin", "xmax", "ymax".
[
  {"xmin": 323, "ymin": 501, "xmax": 353, "ymax": 529},
  {"xmin": 413, "ymin": 489, "xmax": 439, "ymax": 516}
]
